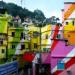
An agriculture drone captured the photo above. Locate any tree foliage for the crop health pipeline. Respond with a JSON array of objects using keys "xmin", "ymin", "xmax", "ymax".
[{"xmin": 0, "ymin": 1, "xmax": 46, "ymax": 26}]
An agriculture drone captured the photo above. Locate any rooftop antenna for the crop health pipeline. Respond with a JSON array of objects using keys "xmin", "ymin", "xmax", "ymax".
[{"xmin": 21, "ymin": 0, "xmax": 23, "ymax": 7}]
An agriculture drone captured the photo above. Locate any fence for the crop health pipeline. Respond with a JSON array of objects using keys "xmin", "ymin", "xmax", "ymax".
[{"xmin": 0, "ymin": 61, "xmax": 18, "ymax": 75}]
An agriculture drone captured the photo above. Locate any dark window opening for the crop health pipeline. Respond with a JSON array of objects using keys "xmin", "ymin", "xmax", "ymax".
[
  {"xmin": 2, "ymin": 49, "xmax": 5, "ymax": 53},
  {"xmin": 12, "ymin": 32, "xmax": 15, "ymax": 37},
  {"xmin": 43, "ymin": 48, "xmax": 50, "ymax": 52},
  {"xmin": 0, "ymin": 40, "xmax": 3, "ymax": 45},
  {"xmin": 34, "ymin": 43, "xmax": 37, "ymax": 48},
  {"xmin": 65, "ymin": 40, "xmax": 68, "ymax": 46},
  {"xmin": 46, "ymin": 35, "xmax": 48, "ymax": 39},
  {"xmin": 12, "ymin": 45, "xmax": 15, "ymax": 49},
  {"xmin": 56, "ymin": 34, "xmax": 61, "ymax": 39},
  {"xmin": 33, "ymin": 32, "xmax": 40, "ymax": 37},
  {"xmin": 57, "ymin": 23, "xmax": 62, "ymax": 26},
  {"xmin": 21, "ymin": 32, "xmax": 25, "ymax": 39},
  {"xmin": 21, "ymin": 44, "xmax": 25, "ymax": 50},
  {"xmin": 72, "ymin": 21, "xmax": 74, "ymax": 25},
  {"xmin": 28, "ymin": 43, "xmax": 31, "ymax": 49},
  {"xmin": 67, "ymin": 70, "xmax": 72, "ymax": 75},
  {"xmin": 66, "ymin": 22, "xmax": 68, "ymax": 25}
]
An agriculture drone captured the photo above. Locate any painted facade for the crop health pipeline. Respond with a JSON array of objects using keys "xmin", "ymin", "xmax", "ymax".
[
  {"xmin": 0, "ymin": 9, "xmax": 8, "ymax": 61},
  {"xmin": 31, "ymin": 2, "xmax": 75, "ymax": 75},
  {"xmin": 51, "ymin": 2, "xmax": 75, "ymax": 75},
  {"xmin": 1, "ymin": 2, "xmax": 75, "ymax": 75},
  {"xmin": 0, "ymin": 9, "xmax": 30, "ymax": 63},
  {"xmin": 41, "ymin": 24, "xmax": 51, "ymax": 52},
  {"xmin": 28, "ymin": 25, "xmax": 40, "ymax": 52}
]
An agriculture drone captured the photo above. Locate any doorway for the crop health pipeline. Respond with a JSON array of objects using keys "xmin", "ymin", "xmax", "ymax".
[
  {"xmin": 24, "ymin": 62, "xmax": 33, "ymax": 75},
  {"xmin": 35, "ymin": 64, "xmax": 51, "ymax": 75}
]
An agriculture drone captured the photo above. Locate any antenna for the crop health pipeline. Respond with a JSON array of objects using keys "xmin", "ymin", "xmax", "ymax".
[{"xmin": 21, "ymin": 0, "xmax": 23, "ymax": 7}]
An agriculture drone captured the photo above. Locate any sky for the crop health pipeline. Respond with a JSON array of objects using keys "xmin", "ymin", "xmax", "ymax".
[{"xmin": 0, "ymin": 0, "xmax": 75, "ymax": 21}]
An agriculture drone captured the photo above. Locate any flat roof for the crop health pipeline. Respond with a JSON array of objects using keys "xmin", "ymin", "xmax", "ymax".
[{"xmin": 64, "ymin": 2, "xmax": 75, "ymax": 4}]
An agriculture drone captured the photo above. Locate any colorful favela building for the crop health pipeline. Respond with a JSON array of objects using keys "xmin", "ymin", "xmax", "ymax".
[
  {"xmin": 0, "ymin": 8, "xmax": 10, "ymax": 63},
  {"xmin": 51, "ymin": 2, "xmax": 75, "ymax": 75},
  {"xmin": 0, "ymin": 8, "xmax": 30, "ymax": 65}
]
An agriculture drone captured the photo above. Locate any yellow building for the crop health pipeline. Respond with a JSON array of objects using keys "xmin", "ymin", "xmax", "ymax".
[
  {"xmin": 28, "ymin": 24, "xmax": 40, "ymax": 52},
  {"xmin": 63, "ymin": 19, "xmax": 75, "ymax": 45},
  {"xmin": 41, "ymin": 24, "xmax": 51, "ymax": 52},
  {"xmin": 0, "ymin": 8, "xmax": 9, "ymax": 63}
]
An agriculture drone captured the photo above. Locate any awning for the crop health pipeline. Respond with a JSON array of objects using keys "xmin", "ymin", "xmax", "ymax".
[{"xmin": 22, "ymin": 52, "xmax": 35, "ymax": 62}]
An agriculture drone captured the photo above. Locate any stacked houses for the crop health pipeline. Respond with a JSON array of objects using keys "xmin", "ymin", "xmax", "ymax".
[{"xmin": 0, "ymin": 2, "xmax": 75, "ymax": 75}]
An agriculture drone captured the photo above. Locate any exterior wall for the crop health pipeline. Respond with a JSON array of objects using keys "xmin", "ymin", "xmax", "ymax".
[
  {"xmin": 0, "ymin": 46, "xmax": 6, "ymax": 59},
  {"xmin": 51, "ymin": 40, "xmax": 75, "ymax": 75},
  {"xmin": 64, "ymin": 3, "xmax": 75, "ymax": 20},
  {"xmin": 64, "ymin": 20, "xmax": 75, "ymax": 45},
  {"xmin": 41, "ymin": 24, "xmax": 51, "ymax": 52},
  {"xmin": 51, "ymin": 57, "xmax": 75, "ymax": 75},
  {"xmin": 41, "ymin": 52, "xmax": 51, "ymax": 64},
  {"xmin": 7, "ymin": 26, "xmax": 30, "ymax": 61},
  {"xmin": 51, "ymin": 2, "xmax": 75, "ymax": 75},
  {"xmin": 0, "ymin": 16, "xmax": 8, "ymax": 59},
  {"xmin": 0, "ymin": 17, "xmax": 8, "ymax": 33},
  {"xmin": 28, "ymin": 25, "xmax": 40, "ymax": 51}
]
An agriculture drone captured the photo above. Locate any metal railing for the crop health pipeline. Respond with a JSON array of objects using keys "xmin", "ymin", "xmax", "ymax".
[{"xmin": 0, "ymin": 61, "xmax": 18, "ymax": 75}]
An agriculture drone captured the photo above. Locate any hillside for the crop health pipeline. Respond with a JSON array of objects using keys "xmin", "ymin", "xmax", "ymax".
[{"xmin": 0, "ymin": 1, "xmax": 46, "ymax": 27}]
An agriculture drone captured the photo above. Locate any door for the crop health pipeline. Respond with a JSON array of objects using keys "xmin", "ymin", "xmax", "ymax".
[
  {"xmin": 35, "ymin": 64, "xmax": 51, "ymax": 75},
  {"xmin": 24, "ymin": 62, "xmax": 33, "ymax": 75}
]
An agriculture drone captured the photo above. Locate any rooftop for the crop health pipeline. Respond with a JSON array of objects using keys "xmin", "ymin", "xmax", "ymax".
[{"xmin": 64, "ymin": 2, "xmax": 75, "ymax": 4}]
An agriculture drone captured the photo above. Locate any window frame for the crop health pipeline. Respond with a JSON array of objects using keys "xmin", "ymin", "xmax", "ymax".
[
  {"xmin": 21, "ymin": 44, "xmax": 25, "ymax": 50},
  {"xmin": 11, "ymin": 45, "xmax": 15, "ymax": 49},
  {"xmin": 34, "ymin": 43, "xmax": 37, "ymax": 48},
  {"xmin": 2, "ymin": 49, "xmax": 5, "ymax": 53},
  {"xmin": 65, "ymin": 22, "xmax": 68, "ymax": 25},
  {"xmin": 56, "ymin": 34, "xmax": 61, "ymax": 39},
  {"xmin": 57, "ymin": 60, "xmax": 65, "ymax": 70},
  {"xmin": 11, "ymin": 32, "xmax": 15, "ymax": 37}
]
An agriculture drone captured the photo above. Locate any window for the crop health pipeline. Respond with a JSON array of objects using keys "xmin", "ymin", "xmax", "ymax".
[
  {"xmin": 33, "ymin": 32, "xmax": 40, "ymax": 37},
  {"xmin": 12, "ymin": 32, "xmax": 15, "ymax": 37},
  {"xmin": 21, "ymin": 32, "xmax": 23, "ymax": 38},
  {"xmin": 65, "ymin": 22, "xmax": 68, "ymax": 25},
  {"xmin": 21, "ymin": 44, "xmax": 25, "ymax": 50},
  {"xmin": 67, "ymin": 70, "xmax": 72, "ymax": 75},
  {"xmin": 43, "ymin": 48, "xmax": 50, "ymax": 52},
  {"xmin": 46, "ymin": 35, "xmax": 48, "ymax": 39},
  {"xmin": 2, "ymin": 49, "xmax": 5, "ymax": 53},
  {"xmin": 34, "ymin": 43, "xmax": 37, "ymax": 48},
  {"xmin": 12, "ymin": 45, "xmax": 15, "ymax": 49},
  {"xmin": 72, "ymin": 21, "xmax": 75, "ymax": 26},
  {"xmin": 0, "ymin": 40, "xmax": 3, "ymax": 45},
  {"xmin": 57, "ymin": 60, "xmax": 65, "ymax": 70},
  {"xmin": 28, "ymin": 43, "xmax": 31, "ymax": 49},
  {"xmin": 65, "ymin": 40, "xmax": 68, "ymax": 46},
  {"xmin": 21, "ymin": 32, "xmax": 25, "ymax": 39},
  {"xmin": 57, "ymin": 23, "xmax": 62, "ymax": 26},
  {"xmin": 56, "ymin": 34, "xmax": 61, "ymax": 39}
]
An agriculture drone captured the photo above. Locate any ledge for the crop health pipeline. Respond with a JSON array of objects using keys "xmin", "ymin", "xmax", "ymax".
[{"xmin": 64, "ymin": 2, "xmax": 75, "ymax": 4}]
